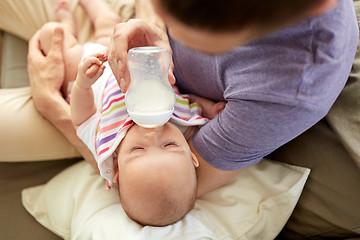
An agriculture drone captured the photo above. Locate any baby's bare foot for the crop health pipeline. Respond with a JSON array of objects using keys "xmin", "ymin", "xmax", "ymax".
[
  {"xmin": 55, "ymin": 0, "xmax": 77, "ymax": 37},
  {"xmin": 79, "ymin": 0, "xmax": 121, "ymax": 29}
]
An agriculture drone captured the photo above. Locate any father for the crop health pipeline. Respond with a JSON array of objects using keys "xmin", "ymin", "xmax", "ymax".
[
  {"xmin": 106, "ymin": 0, "xmax": 360, "ymax": 238},
  {"xmin": 27, "ymin": 0, "xmax": 360, "ymax": 238}
]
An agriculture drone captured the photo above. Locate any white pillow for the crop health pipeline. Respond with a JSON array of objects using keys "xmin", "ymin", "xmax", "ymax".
[{"xmin": 22, "ymin": 159, "xmax": 309, "ymax": 240}]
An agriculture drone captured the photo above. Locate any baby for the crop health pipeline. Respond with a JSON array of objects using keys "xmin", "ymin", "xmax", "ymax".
[{"xmin": 39, "ymin": 0, "xmax": 225, "ymax": 226}]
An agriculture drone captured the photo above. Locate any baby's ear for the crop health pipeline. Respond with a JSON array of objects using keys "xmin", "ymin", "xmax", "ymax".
[
  {"xmin": 113, "ymin": 170, "xmax": 119, "ymax": 184},
  {"xmin": 112, "ymin": 152, "xmax": 120, "ymax": 184},
  {"xmin": 191, "ymin": 152, "xmax": 199, "ymax": 168}
]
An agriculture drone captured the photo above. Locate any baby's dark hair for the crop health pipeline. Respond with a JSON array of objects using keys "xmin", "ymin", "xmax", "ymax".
[{"xmin": 160, "ymin": 0, "xmax": 325, "ymax": 32}]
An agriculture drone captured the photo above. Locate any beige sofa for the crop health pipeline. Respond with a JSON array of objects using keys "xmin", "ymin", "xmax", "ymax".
[{"xmin": 0, "ymin": 31, "xmax": 78, "ymax": 239}]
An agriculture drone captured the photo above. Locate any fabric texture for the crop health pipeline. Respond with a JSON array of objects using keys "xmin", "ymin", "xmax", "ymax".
[
  {"xmin": 0, "ymin": 87, "xmax": 81, "ymax": 161},
  {"xmin": 271, "ymin": 1, "xmax": 360, "ymax": 237},
  {"xmin": 21, "ymin": 159, "xmax": 310, "ymax": 240},
  {"xmin": 0, "ymin": 32, "xmax": 29, "ymax": 88},
  {"xmin": 170, "ymin": 0, "xmax": 359, "ymax": 171},
  {"xmin": 0, "ymin": 159, "xmax": 78, "ymax": 240},
  {"xmin": 0, "ymin": 0, "xmax": 134, "ymax": 43},
  {"xmin": 270, "ymin": 121, "xmax": 360, "ymax": 239},
  {"xmin": 326, "ymin": 0, "xmax": 360, "ymax": 170}
]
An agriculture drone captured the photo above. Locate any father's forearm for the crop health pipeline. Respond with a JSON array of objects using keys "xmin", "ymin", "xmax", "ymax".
[
  {"xmin": 37, "ymin": 94, "xmax": 99, "ymax": 173},
  {"xmin": 189, "ymin": 139, "xmax": 241, "ymax": 197},
  {"xmin": 135, "ymin": 0, "xmax": 166, "ymax": 31}
]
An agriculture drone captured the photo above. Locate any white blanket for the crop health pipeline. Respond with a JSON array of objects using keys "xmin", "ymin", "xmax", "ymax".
[{"xmin": 22, "ymin": 159, "xmax": 309, "ymax": 240}]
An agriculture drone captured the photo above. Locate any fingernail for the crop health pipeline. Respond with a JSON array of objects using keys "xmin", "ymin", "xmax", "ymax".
[{"xmin": 168, "ymin": 71, "xmax": 176, "ymax": 85}]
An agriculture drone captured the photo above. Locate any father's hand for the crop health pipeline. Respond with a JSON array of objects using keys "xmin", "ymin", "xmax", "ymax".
[
  {"xmin": 28, "ymin": 27, "xmax": 65, "ymax": 116},
  {"xmin": 27, "ymin": 27, "xmax": 99, "ymax": 172},
  {"xmin": 108, "ymin": 19, "xmax": 175, "ymax": 93}
]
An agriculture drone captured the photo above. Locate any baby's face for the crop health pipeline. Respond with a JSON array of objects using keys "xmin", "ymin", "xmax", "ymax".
[{"xmin": 114, "ymin": 122, "xmax": 199, "ymax": 225}]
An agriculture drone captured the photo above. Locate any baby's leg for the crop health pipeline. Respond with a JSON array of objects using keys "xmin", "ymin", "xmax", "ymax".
[
  {"xmin": 55, "ymin": 0, "xmax": 77, "ymax": 37},
  {"xmin": 39, "ymin": 22, "xmax": 78, "ymax": 56},
  {"xmin": 39, "ymin": 22, "xmax": 83, "ymax": 102},
  {"xmin": 80, "ymin": 0, "xmax": 122, "ymax": 46}
]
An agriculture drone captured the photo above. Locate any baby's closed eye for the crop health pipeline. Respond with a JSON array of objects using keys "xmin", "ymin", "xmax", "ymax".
[
  {"xmin": 164, "ymin": 141, "xmax": 178, "ymax": 147},
  {"xmin": 130, "ymin": 146, "xmax": 145, "ymax": 152}
]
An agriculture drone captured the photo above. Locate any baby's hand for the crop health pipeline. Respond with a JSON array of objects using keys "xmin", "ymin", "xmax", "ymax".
[
  {"xmin": 76, "ymin": 53, "xmax": 107, "ymax": 89},
  {"xmin": 189, "ymin": 94, "xmax": 226, "ymax": 119}
]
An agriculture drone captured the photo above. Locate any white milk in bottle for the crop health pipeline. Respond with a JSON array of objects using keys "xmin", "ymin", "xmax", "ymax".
[{"xmin": 125, "ymin": 47, "xmax": 175, "ymax": 128}]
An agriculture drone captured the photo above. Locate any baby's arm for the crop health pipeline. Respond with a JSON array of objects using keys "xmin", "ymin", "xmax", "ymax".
[
  {"xmin": 189, "ymin": 94, "xmax": 226, "ymax": 119},
  {"xmin": 70, "ymin": 53, "xmax": 106, "ymax": 127}
]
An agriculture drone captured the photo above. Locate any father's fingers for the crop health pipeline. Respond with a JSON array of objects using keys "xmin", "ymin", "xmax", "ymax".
[
  {"xmin": 168, "ymin": 70, "xmax": 176, "ymax": 85},
  {"xmin": 27, "ymin": 30, "xmax": 44, "ymax": 62},
  {"xmin": 168, "ymin": 59, "xmax": 176, "ymax": 85},
  {"xmin": 46, "ymin": 27, "xmax": 65, "ymax": 64},
  {"xmin": 108, "ymin": 19, "xmax": 172, "ymax": 92},
  {"xmin": 108, "ymin": 22, "xmax": 133, "ymax": 92},
  {"xmin": 146, "ymin": 23, "xmax": 176, "ymax": 85}
]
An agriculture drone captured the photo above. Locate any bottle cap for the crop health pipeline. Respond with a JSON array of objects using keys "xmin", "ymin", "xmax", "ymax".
[{"xmin": 127, "ymin": 108, "xmax": 174, "ymax": 128}]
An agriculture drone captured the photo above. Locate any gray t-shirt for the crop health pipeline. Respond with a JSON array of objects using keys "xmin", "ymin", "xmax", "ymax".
[{"xmin": 169, "ymin": 0, "xmax": 359, "ymax": 170}]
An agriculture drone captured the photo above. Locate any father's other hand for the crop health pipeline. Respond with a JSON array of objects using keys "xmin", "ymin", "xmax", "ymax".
[
  {"xmin": 27, "ymin": 27, "xmax": 99, "ymax": 172},
  {"xmin": 108, "ymin": 19, "xmax": 175, "ymax": 93},
  {"xmin": 28, "ymin": 27, "xmax": 65, "ymax": 117}
]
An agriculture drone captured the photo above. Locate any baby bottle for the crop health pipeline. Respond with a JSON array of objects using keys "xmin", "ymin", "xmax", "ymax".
[{"xmin": 125, "ymin": 47, "xmax": 176, "ymax": 128}]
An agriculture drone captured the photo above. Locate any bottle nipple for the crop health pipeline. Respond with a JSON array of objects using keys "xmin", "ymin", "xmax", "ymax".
[{"xmin": 125, "ymin": 47, "xmax": 175, "ymax": 128}]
